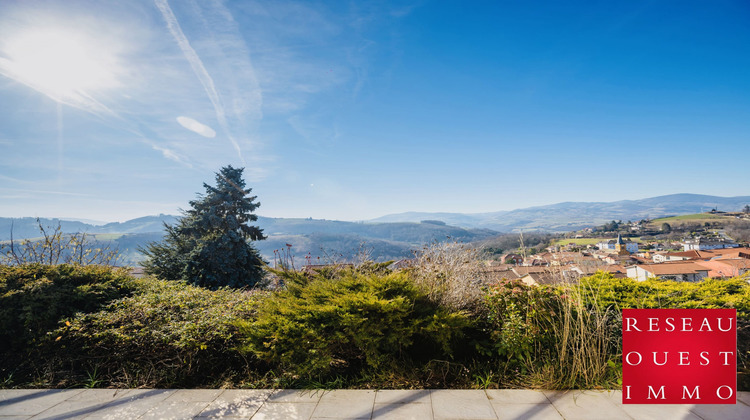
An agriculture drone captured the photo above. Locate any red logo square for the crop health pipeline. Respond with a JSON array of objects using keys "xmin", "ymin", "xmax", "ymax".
[{"xmin": 622, "ymin": 308, "xmax": 736, "ymax": 404}]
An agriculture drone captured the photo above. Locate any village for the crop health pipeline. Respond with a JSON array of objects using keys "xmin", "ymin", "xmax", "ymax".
[{"xmin": 487, "ymin": 230, "xmax": 750, "ymax": 286}]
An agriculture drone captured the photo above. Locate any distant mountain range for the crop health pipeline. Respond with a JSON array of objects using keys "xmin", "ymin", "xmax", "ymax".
[
  {"xmin": 370, "ymin": 194, "xmax": 750, "ymax": 232},
  {"xmin": 0, "ymin": 215, "xmax": 181, "ymax": 240},
  {"xmin": 0, "ymin": 215, "xmax": 496, "ymax": 266},
  {"xmin": 2, "ymin": 194, "xmax": 748, "ymax": 265}
]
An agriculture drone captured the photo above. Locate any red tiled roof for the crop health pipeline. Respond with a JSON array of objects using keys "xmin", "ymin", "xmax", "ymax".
[
  {"xmin": 705, "ymin": 247, "xmax": 750, "ymax": 259},
  {"xmin": 638, "ymin": 262, "xmax": 710, "ymax": 275},
  {"xmin": 512, "ymin": 266, "xmax": 554, "ymax": 276},
  {"xmin": 605, "ymin": 264, "xmax": 627, "ymax": 274},
  {"xmin": 666, "ymin": 250, "xmax": 703, "ymax": 259},
  {"xmin": 521, "ymin": 272, "xmax": 565, "ymax": 285},
  {"xmin": 696, "ymin": 259, "xmax": 750, "ymax": 278}
]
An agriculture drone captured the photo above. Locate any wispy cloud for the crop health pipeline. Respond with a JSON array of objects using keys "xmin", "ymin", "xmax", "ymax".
[
  {"xmin": 0, "ymin": 1, "xmax": 267, "ymax": 172},
  {"xmin": 0, "ymin": 187, "xmax": 93, "ymax": 198},
  {"xmin": 177, "ymin": 116, "xmax": 216, "ymax": 138},
  {"xmin": 232, "ymin": 0, "xmax": 416, "ymax": 138},
  {"xmin": 154, "ymin": 0, "xmax": 255, "ymax": 164},
  {"xmin": 236, "ymin": 1, "xmax": 351, "ymax": 115},
  {"xmin": 151, "ymin": 144, "xmax": 193, "ymax": 168},
  {"xmin": 0, "ymin": 0, "xmax": 391, "ymax": 172},
  {"xmin": 0, "ymin": 174, "xmax": 34, "ymax": 184},
  {"xmin": 287, "ymin": 114, "xmax": 341, "ymax": 151},
  {"xmin": 0, "ymin": 0, "xmax": 412, "ymax": 221}
]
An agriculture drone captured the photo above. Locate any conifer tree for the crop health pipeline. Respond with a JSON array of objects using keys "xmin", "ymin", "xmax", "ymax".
[{"xmin": 140, "ymin": 165, "xmax": 266, "ymax": 288}]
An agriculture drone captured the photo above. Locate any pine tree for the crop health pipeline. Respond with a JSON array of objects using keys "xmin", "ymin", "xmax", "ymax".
[{"xmin": 140, "ymin": 165, "xmax": 267, "ymax": 288}]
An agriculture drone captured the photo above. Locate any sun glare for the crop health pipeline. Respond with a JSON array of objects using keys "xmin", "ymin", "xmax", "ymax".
[{"xmin": 2, "ymin": 29, "xmax": 119, "ymax": 98}]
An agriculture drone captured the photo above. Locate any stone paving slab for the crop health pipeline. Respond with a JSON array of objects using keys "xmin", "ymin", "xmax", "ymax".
[
  {"xmin": 486, "ymin": 389, "xmax": 550, "ymax": 404},
  {"xmin": 140, "ymin": 400, "xmax": 211, "ymax": 420},
  {"xmin": 688, "ymin": 403, "xmax": 750, "ymax": 420},
  {"xmin": 618, "ymin": 403, "xmax": 702, "ymax": 420},
  {"xmin": 0, "ymin": 390, "xmax": 84, "ymax": 417},
  {"xmin": 266, "ymin": 389, "xmax": 323, "ymax": 404},
  {"xmin": 492, "ymin": 403, "xmax": 564, "ymax": 420},
  {"xmin": 78, "ymin": 389, "xmax": 175, "ymax": 420},
  {"xmin": 252, "ymin": 402, "xmax": 317, "ymax": 420},
  {"xmin": 21, "ymin": 390, "xmax": 129, "ymax": 420},
  {"xmin": 373, "ymin": 390, "xmax": 431, "ymax": 404},
  {"xmin": 431, "ymin": 390, "xmax": 497, "ymax": 420},
  {"xmin": 739, "ymin": 392, "xmax": 750, "ymax": 406},
  {"xmin": 1, "ymin": 389, "xmax": 750, "ymax": 419},
  {"xmin": 164, "ymin": 390, "xmax": 223, "ymax": 403},
  {"xmin": 543, "ymin": 390, "xmax": 631, "ymax": 420},
  {"xmin": 197, "ymin": 390, "xmax": 270, "ymax": 418},
  {"xmin": 371, "ymin": 402, "xmax": 433, "ymax": 420}
]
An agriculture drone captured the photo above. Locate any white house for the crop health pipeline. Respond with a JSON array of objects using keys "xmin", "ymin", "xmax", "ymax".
[
  {"xmin": 682, "ymin": 237, "xmax": 739, "ymax": 251},
  {"xmin": 652, "ymin": 250, "xmax": 700, "ymax": 263},
  {"xmin": 626, "ymin": 262, "xmax": 709, "ymax": 282}
]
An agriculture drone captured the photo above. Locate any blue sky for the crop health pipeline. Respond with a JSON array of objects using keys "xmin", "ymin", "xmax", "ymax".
[{"xmin": 1, "ymin": 0, "xmax": 748, "ymax": 222}]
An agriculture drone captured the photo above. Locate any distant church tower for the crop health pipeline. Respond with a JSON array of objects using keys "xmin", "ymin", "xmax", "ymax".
[{"xmin": 615, "ymin": 234, "xmax": 630, "ymax": 255}]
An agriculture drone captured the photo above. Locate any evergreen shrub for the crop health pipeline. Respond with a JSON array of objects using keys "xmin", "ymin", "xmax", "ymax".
[
  {"xmin": 45, "ymin": 278, "xmax": 264, "ymax": 387},
  {"xmin": 480, "ymin": 279, "xmax": 560, "ymax": 370},
  {"xmin": 577, "ymin": 273, "xmax": 750, "ymax": 382},
  {"xmin": 237, "ymin": 270, "xmax": 470, "ymax": 379},
  {"xmin": 0, "ymin": 264, "xmax": 136, "ymax": 356},
  {"xmin": 578, "ymin": 273, "xmax": 750, "ymax": 316}
]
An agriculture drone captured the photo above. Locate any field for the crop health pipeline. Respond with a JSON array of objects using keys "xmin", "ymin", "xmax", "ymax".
[
  {"xmin": 652, "ymin": 213, "xmax": 728, "ymax": 222},
  {"xmin": 649, "ymin": 213, "xmax": 732, "ymax": 227},
  {"xmin": 552, "ymin": 237, "xmax": 642, "ymax": 247},
  {"xmin": 90, "ymin": 233, "xmax": 124, "ymax": 241}
]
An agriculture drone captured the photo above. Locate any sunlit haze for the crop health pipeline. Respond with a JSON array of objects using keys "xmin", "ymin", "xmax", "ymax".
[
  {"xmin": 2, "ymin": 29, "xmax": 119, "ymax": 97},
  {"xmin": 1, "ymin": 1, "xmax": 748, "ymax": 222}
]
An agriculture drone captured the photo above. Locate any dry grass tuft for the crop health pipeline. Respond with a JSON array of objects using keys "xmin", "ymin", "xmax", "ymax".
[
  {"xmin": 411, "ymin": 241, "xmax": 493, "ymax": 311},
  {"xmin": 525, "ymin": 279, "xmax": 621, "ymax": 389}
]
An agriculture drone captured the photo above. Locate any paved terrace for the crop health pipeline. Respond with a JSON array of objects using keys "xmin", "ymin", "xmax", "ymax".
[{"xmin": 1, "ymin": 389, "xmax": 749, "ymax": 419}]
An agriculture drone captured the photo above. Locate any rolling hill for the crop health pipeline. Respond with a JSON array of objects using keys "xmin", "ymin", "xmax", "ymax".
[
  {"xmin": 0, "ymin": 216, "xmax": 497, "ymax": 266},
  {"xmin": 370, "ymin": 194, "xmax": 750, "ymax": 232},
  {"xmin": 3, "ymin": 193, "xmax": 748, "ymax": 265}
]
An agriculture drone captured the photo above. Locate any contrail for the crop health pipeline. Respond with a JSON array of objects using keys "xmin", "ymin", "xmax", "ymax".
[{"xmin": 154, "ymin": 0, "xmax": 245, "ymax": 164}]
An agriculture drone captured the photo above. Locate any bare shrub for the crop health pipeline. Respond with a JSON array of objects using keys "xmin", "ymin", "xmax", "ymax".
[
  {"xmin": 2, "ymin": 218, "xmax": 119, "ymax": 266},
  {"xmin": 353, "ymin": 241, "xmax": 375, "ymax": 269},
  {"xmin": 411, "ymin": 241, "xmax": 492, "ymax": 311},
  {"xmin": 726, "ymin": 220, "xmax": 750, "ymax": 243}
]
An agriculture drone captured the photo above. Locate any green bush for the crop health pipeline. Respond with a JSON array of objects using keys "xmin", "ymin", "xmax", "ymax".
[
  {"xmin": 237, "ymin": 271, "xmax": 470, "ymax": 379},
  {"xmin": 577, "ymin": 272, "xmax": 750, "ymax": 317},
  {"xmin": 0, "ymin": 264, "xmax": 136, "ymax": 357},
  {"xmin": 480, "ymin": 279, "xmax": 560, "ymax": 370},
  {"xmin": 479, "ymin": 277, "xmax": 630, "ymax": 389},
  {"xmin": 576, "ymin": 272, "xmax": 750, "ymax": 381},
  {"xmin": 4, "ymin": 263, "xmax": 748, "ymax": 390},
  {"xmin": 479, "ymin": 274, "xmax": 750, "ymax": 389},
  {"xmin": 43, "ymin": 279, "xmax": 264, "ymax": 387}
]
